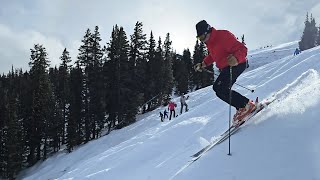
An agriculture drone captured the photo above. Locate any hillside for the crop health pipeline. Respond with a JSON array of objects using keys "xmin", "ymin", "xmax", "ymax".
[{"xmin": 19, "ymin": 42, "xmax": 320, "ymax": 180}]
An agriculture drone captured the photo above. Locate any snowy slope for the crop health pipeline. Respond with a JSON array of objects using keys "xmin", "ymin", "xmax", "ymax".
[
  {"xmin": 19, "ymin": 42, "xmax": 320, "ymax": 180},
  {"xmin": 247, "ymin": 41, "xmax": 299, "ymax": 70}
]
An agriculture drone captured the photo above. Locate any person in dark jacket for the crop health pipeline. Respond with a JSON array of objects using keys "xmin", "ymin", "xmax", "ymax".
[
  {"xmin": 294, "ymin": 48, "xmax": 301, "ymax": 56},
  {"xmin": 163, "ymin": 109, "xmax": 168, "ymax": 119},
  {"xmin": 159, "ymin": 112, "xmax": 164, "ymax": 122},
  {"xmin": 194, "ymin": 20, "xmax": 256, "ymax": 126}
]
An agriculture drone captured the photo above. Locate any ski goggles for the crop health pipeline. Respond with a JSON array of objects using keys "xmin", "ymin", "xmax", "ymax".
[{"xmin": 197, "ymin": 32, "xmax": 208, "ymax": 42}]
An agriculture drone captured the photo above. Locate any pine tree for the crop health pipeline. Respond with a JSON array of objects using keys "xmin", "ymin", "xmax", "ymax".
[
  {"xmin": 48, "ymin": 67, "xmax": 63, "ymax": 151},
  {"xmin": 106, "ymin": 25, "xmax": 135, "ymax": 128},
  {"xmin": 104, "ymin": 26, "xmax": 119, "ymax": 131},
  {"xmin": 129, "ymin": 21, "xmax": 147, "ymax": 114},
  {"xmin": 69, "ymin": 62, "xmax": 85, "ymax": 147},
  {"xmin": 6, "ymin": 92, "xmax": 24, "ymax": 179},
  {"xmin": 0, "ymin": 74, "xmax": 6, "ymax": 130},
  {"xmin": 154, "ymin": 37, "xmax": 165, "ymax": 105},
  {"xmin": 309, "ymin": 15, "xmax": 318, "ymax": 48},
  {"xmin": 0, "ymin": 67, "xmax": 27, "ymax": 178},
  {"xmin": 174, "ymin": 49, "xmax": 192, "ymax": 95},
  {"xmin": 299, "ymin": 13, "xmax": 317, "ymax": 51},
  {"xmin": 0, "ymin": 75, "xmax": 9, "ymax": 178},
  {"xmin": 162, "ymin": 33, "xmax": 174, "ymax": 105},
  {"xmin": 77, "ymin": 26, "xmax": 105, "ymax": 141},
  {"xmin": 43, "ymin": 84, "xmax": 58, "ymax": 159},
  {"xmin": 78, "ymin": 29, "xmax": 93, "ymax": 67},
  {"xmin": 5, "ymin": 69, "xmax": 30, "ymax": 178},
  {"xmin": 91, "ymin": 26, "xmax": 104, "ymax": 67},
  {"xmin": 67, "ymin": 63, "xmax": 82, "ymax": 152},
  {"xmin": 27, "ymin": 44, "xmax": 52, "ymax": 165},
  {"xmin": 129, "ymin": 22, "xmax": 147, "ymax": 68},
  {"xmin": 59, "ymin": 48, "xmax": 72, "ymax": 141},
  {"xmin": 118, "ymin": 27, "xmax": 136, "ymax": 127},
  {"xmin": 146, "ymin": 35, "xmax": 164, "ymax": 109},
  {"xmin": 0, "ymin": 126, "xmax": 8, "ymax": 178},
  {"xmin": 18, "ymin": 71, "xmax": 32, "ymax": 168},
  {"xmin": 145, "ymin": 31, "xmax": 158, "ymax": 111},
  {"xmin": 299, "ymin": 13, "xmax": 310, "ymax": 51},
  {"xmin": 102, "ymin": 53, "xmax": 113, "ymax": 134},
  {"xmin": 55, "ymin": 48, "xmax": 72, "ymax": 151},
  {"xmin": 173, "ymin": 53, "xmax": 188, "ymax": 95},
  {"xmin": 77, "ymin": 29, "xmax": 92, "ymax": 142},
  {"xmin": 88, "ymin": 26, "xmax": 105, "ymax": 139}
]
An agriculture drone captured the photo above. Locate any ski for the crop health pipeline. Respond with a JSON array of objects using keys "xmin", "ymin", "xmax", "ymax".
[
  {"xmin": 171, "ymin": 98, "xmax": 276, "ymax": 176},
  {"xmin": 190, "ymin": 126, "xmax": 238, "ymax": 161},
  {"xmin": 191, "ymin": 126, "xmax": 235, "ymax": 158},
  {"xmin": 190, "ymin": 98, "xmax": 276, "ymax": 162}
]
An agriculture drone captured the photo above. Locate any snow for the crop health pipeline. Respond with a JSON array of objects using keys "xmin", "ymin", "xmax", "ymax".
[{"xmin": 18, "ymin": 42, "xmax": 320, "ymax": 180}]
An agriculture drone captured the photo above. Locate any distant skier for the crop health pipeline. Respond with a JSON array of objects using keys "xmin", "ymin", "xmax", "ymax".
[
  {"xmin": 193, "ymin": 20, "xmax": 256, "ymax": 125},
  {"xmin": 163, "ymin": 109, "xmax": 168, "ymax": 119},
  {"xmin": 180, "ymin": 94, "xmax": 189, "ymax": 114},
  {"xmin": 168, "ymin": 101, "xmax": 177, "ymax": 120},
  {"xmin": 159, "ymin": 112, "xmax": 164, "ymax": 122},
  {"xmin": 294, "ymin": 48, "xmax": 301, "ymax": 56}
]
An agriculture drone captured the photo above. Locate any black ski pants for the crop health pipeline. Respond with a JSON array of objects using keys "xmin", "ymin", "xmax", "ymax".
[
  {"xmin": 213, "ymin": 62, "xmax": 249, "ymax": 110},
  {"xmin": 169, "ymin": 109, "xmax": 175, "ymax": 120}
]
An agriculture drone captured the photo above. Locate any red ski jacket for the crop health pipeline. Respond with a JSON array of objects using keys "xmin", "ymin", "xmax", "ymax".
[
  {"xmin": 203, "ymin": 27, "xmax": 247, "ymax": 69},
  {"xmin": 168, "ymin": 102, "xmax": 176, "ymax": 110}
]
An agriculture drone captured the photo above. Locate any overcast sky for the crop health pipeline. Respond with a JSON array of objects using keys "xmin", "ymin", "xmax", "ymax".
[{"xmin": 1, "ymin": 0, "xmax": 320, "ymax": 74}]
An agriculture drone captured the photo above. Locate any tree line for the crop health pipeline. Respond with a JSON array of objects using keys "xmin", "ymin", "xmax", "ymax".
[
  {"xmin": 299, "ymin": 13, "xmax": 320, "ymax": 51},
  {"xmin": 0, "ymin": 22, "xmax": 213, "ymax": 179}
]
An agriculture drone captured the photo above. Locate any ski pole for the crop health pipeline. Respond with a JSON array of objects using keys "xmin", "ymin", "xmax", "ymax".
[
  {"xmin": 228, "ymin": 67, "xmax": 232, "ymax": 156},
  {"xmin": 202, "ymin": 68, "xmax": 254, "ymax": 93}
]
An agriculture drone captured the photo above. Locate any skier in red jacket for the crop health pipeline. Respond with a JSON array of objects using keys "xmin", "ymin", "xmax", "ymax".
[
  {"xmin": 194, "ymin": 20, "xmax": 256, "ymax": 125},
  {"xmin": 168, "ymin": 101, "xmax": 177, "ymax": 120}
]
